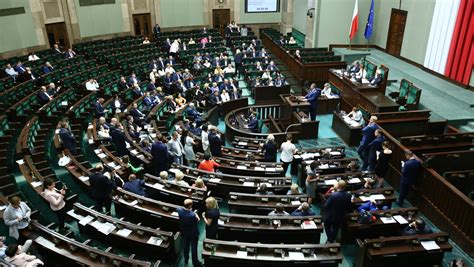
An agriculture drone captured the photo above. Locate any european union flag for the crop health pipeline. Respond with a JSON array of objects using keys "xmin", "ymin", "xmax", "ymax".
[{"xmin": 364, "ymin": 0, "xmax": 375, "ymax": 40}]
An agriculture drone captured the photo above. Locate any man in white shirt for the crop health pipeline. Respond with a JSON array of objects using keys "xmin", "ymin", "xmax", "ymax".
[
  {"xmin": 86, "ymin": 79, "xmax": 99, "ymax": 91},
  {"xmin": 28, "ymin": 52, "xmax": 40, "ymax": 61},
  {"xmin": 223, "ymin": 64, "xmax": 235, "ymax": 74},
  {"xmin": 4, "ymin": 64, "xmax": 18, "ymax": 82},
  {"xmin": 169, "ymin": 40, "xmax": 179, "ymax": 57},
  {"xmin": 220, "ymin": 90, "xmax": 230, "ymax": 102},
  {"xmin": 165, "ymin": 64, "xmax": 176, "ymax": 74},
  {"xmin": 279, "ymin": 134, "xmax": 297, "ymax": 175}
]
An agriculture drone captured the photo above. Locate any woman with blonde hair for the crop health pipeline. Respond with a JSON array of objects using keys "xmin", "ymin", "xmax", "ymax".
[
  {"xmin": 202, "ymin": 197, "xmax": 220, "ymax": 239},
  {"xmin": 192, "ymin": 178, "xmax": 207, "ymax": 191}
]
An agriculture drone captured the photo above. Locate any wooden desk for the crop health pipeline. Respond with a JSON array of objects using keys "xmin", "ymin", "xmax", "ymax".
[
  {"xmin": 218, "ymin": 213, "xmax": 323, "ymax": 244},
  {"xmin": 354, "ymin": 233, "xmax": 452, "ymax": 267},
  {"xmin": 328, "ymin": 70, "xmax": 395, "ymax": 113},
  {"xmin": 203, "ymin": 239, "xmax": 342, "ymax": 267},
  {"xmin": 331, "ymin": 111, "xmax": 362, "ymax": 147},
  {"xmin": 228, "ymin": 193, "xmax": 309, "ymax": 214},
  {"xmin": 280, "ymin": 94, "xmax": 340, "ymax": 116},
  {"xmin": 253, "ymin": 85, "xmax": 290, "ymax": 104}
]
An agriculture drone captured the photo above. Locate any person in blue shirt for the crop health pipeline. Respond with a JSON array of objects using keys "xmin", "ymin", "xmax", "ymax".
[
  {"xmin": 323, "ymin": 180, "xmax": 353, "ymax": 243},
  {"xmin": 42, "ymin": 62, "xmax": 54, "ymax": 74},
  {"xmin": 397, "ymin": 150, "xmax": 421, "ymax": 207},
  {"xmin": 368, "ymin": 129, "xmax": 385, "ymax": 171},
  {"xmin": 291, "ymin": 202, "xmax": 316, "ymax": 216},
  {"xmin": 304, "ymin": 83, "xmax": 321, "ymax": 121},
  {"xmin": 357, "ymin": 199, "xmax": 390, "ymax": 213},
  {"xmin": 358, "ymin": 116, "xmax": 379, "ymax": 171},
  {"xmin": 177, "ymin": 199, "xmax": 202, "ymax": 267},
  {"xmin": 403, "ymin": 218, "xmax": 433, "ymax": 235},
  {"xmin": 123, "ymin": 174, "xmax": 146, "ymax": 196}
]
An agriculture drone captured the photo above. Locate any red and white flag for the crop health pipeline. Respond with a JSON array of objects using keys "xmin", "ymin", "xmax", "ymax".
[{"xmin": 349, "ymin": 0, "xmax": 359, "ymax": 40}]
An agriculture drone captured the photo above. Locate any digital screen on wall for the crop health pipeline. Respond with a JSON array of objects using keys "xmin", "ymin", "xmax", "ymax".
[{"xmin": 245, "ymin": 0, "xmax": 280, "ymax": 13}]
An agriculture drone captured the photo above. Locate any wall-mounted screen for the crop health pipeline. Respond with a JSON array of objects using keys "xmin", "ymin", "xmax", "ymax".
[{"xmin": 245, "ymin": 0, "xmax": 280, "ymax": 13}]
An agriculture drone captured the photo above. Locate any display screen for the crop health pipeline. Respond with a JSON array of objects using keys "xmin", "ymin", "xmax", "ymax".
[{"xmin": 245, "ymin": 0, "xmax": 280, "ymax": 13}]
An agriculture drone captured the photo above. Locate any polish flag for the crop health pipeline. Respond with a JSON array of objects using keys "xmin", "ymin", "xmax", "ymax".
[{"xmin": 349, "ymin": 0, "xmax": 359, "ymax": 40}]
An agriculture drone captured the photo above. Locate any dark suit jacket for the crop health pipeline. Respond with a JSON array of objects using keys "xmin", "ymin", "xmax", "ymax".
[
  {"xmin": 89, "ymin": 172, "xmax": 115, "ymax": 199},
  {"xmin": 42, "ymin": 66, "xmax": 54, "ymax": 74},
  {"xmin": 360, "ymin": 124, "xmax": 378, "ymax": 148},
  {"xmin": 323, "ymin": 191, "xmax": 353, "ymax": 223},
  {"xmin": 208, "ymin": 132, "xmax": 223, "ymax": 157},
  {"xmin": 110, "ymin": 128, "xmax": 128, "ymax": 156},
  {"xmin": 117, "ymin": 81, "xmax": 129, "ymax": 90},
  {"xmin": 94, "ymin": 102, "xmax": 105, "ymax": 118},
  {"xmin": 151, "ymin": 141, "xmax": 168, "ymax": 165},
  {"xmin": 368, "ymin": 135, "xmax": 385, "ymax": 161},
  {"xmin": 305, "ymin": 88, "xmax": 322, "ymax": 109},
  {"xmin": 38, "ymin": 91, "xmax": 51, "ymax": 104},
  {"xmin": 130, "ymin": 108, "xmax": 145, "ymax": 120},
  {"xmin": 401, "ymin": 158, "xmax": 421, "ymax": 185},
  {"xmin": 59, "ymin": 128, "xmax": 76, "ymax": 150},
  {"xmin": 177, "ymin": 208, "xmax": 199, "ymax": 237}
]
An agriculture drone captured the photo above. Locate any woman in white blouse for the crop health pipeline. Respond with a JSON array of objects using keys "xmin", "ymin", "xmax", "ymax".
[
  {"xmin": 42, "ymin": 178, "xmax": 67, "ymax": 230},
  {"xmin": 220, "ymin": 90, "xmax": 230, "ymax": 102}
]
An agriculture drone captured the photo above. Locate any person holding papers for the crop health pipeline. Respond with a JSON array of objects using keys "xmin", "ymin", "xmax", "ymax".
[
  {"xmin": 403, "ymin": 218, "xmax": 432, "ymax": 235},
  {"xmin": 42, "ymin": 178, "xmax": 67, "ymax": 231}
]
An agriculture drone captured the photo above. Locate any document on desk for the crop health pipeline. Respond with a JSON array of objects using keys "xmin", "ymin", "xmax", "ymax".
[
  {"xmin": 147, "ymin": 236, "xmax": 163, "ymax": 246},
  {"xmin": 254, "ymin": 167, "xmax": 264, "ymax": 171},
  {"xmin": 330, "ymin": 151, "xmax": 342, "ymax": 156},
  {"xmin": 116, "ymin": 228, "xmax": 132, "ymax": 237},
  {"xmin": 130, "ymin": 149, "xmax": 138, "ymax": 155},
  {"xmin": 421, "ymin": 240, "xmax": 440, "ymax": 251},
  {"xmin": 380, "ymin": 217, "xmax": 396, "ymax": 224},
  {"xmin": 319, "ymin": 164, "xmax": 329, "ymax": 169},
  {"xmin": 153, "ymin": 183, "xmax": 164, "ymax": 189},
  {"xmin": 324, "ymin": 179, "xmax": 338, "ymax": 185},
  {"xmin": 238, "ymin": 142, "xmax": 247, "ymax": 146},
  {"xmin": 90, "ymin": 220, "xmax": 103, "ymax": 230},
  {"xmin": 171, "ymin": 211, "xmax": 179, "ymax": 217},
  {"xmin": 237, "ymin": 165, "xmax": 247, "ymax": 170},
  {"xmin": 97, "ymin": 153, "xmax": 107, "ymax": 159},
  {"xmin": 98, "ymin": 222, "xmax": 116, "ymax": 235},
  {"xmin": 265, "ymin": 167, "xmax": 276, "ymax": 172},
  {"xmin": 209, "ymin": 178, "xmax": 221, "ymax": 183},
  {"xmin": 243, "ymin": 182, "xmax": 254, "ymax": 187},
  {"xmin": 393, "ymin": 215, "xmax": 409, "ymax": 224},
  {"xmin": 291, "ymin": 200, "xmax": 301, "ymax": 206},
  {"xmin": 348, "ymin": 178, "xmax": 361, "ymax": 184},
  {"xmin": 288, "ymin": 252, "xmax": 305, "ymax": 260},
  {"xmin": 236, "ymin": 251, "xmax": 248, "ymax": 257},
  {"xmin": 301, "ymin": 220, "xmax": 317, "ymax": 229},
  {"xmin": 78, "ymin": 215, "xmax": 94, "ymax": 226},
  {"xmin": 370, "ymin": 194, "xmax": 385, "ymax": 200},
  {"xmin": 79, "ymin": 176, "xmax": 89, "ymax": 182},
  {"xmin": 31, "ymin": 181, "xmax": 43, "ymax": 188}
]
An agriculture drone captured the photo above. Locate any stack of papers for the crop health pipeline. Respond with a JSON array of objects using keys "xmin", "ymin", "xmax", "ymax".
[
  {"xmin": 116, "ymin": 228, "xmax": 132, "ymax": 237},
  {"xmin": 265, "ymin": 167, "xmax": 276, "ymax": 172},
  {"xmin": 94, "ymin": 149, "xmax": 101, "ymax": 154},
  {"xmin": 380, "ymin": 217, "xmax": 396, "ymax": 224},
  {"xmin": 319, "ymin": 164, "xmax": 329, "ymax": 169},
  {"xmin": 79, "ymin": 176, "xmax": 89, "ymax": 182},
  {"xmin": 348, "ymin": 178, "xmax": 361, "ymax": 184},
  {"xmin": 236, "ymin": 251, "xmax": 247, "ymax": 257},
  {"xmin": 97, "ymin": 153, "xmax": 107, "ymax": 158},
  {"xmin": 324, "ymin": 179, "xmax": 338, "ymax": 185},
  {"xmin": 359, "ymin": 194, "xmax": 385, "ymax": 202},
  {"xmin": 79, "ymin": 216, "xmax": 95, "ymax": 226},
  {"xmin": 393, "ymin": 215, "xmax": 409, "ymax": 224},
  {"xmin": 301, "ymin": 220, "xmax": 317, "ymax": 229},
  {"xmin": 31, "ymin": 181, "xmax": 43, "ymax": 188},
  {"xmin": 130, "ymin": 149, "xmax": 138, "ymax": 155},
  {"xmin": 237, "ymin": 166, "xmax": 247, "ymax": 170},
  {"xmin": 243, "ymin": 182, "xmax": 254, "ymax": 187},
  {"xmin": 254, "ymin": 167, "xmax": 264, "ymax": 171},
  {"xmin": 238, "ymin": 142, "xmax": 247, "ymax": 146},
  {"xmin": 420, "ymin": 241, "xmax": 440, "ymax": 251},
  {"xmin": 291, "ymin": 200, "xmax": 301, "ymax": 206},
  {"xmin": 153, "ymin": 183, "xmax": 164, "ymax": 189},
  {"xmin": 171, "ymin": 211, "xmax": 179, "ymax": 217},
  {"xmin": 107, "ymin": 162, "xmax": 117, "ymax": 168},
  {"xmin": 330, "ymin": 151, "xmax": 342, "ymax": 156},
  {"xmin": 147, "ymin": 236, "xmax": 163, "ymax": 246},
  {"xmin": 98, "ymin": 222, "xmax": 116, "ymax": 235},
  {"xmin": 288, "ymin": 252, "xmax": 305, "ymax": 260},
  {"xmin": 209, "ymin": 178, "xmax": 221, "ymax": 183}
]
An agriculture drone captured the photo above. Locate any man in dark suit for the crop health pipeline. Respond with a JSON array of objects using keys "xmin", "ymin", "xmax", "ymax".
[
  {"xmin": 64, "ymin": 48, "xmax": 76, "ymax": 59},
  {"xmin": 59, "ymin": 121, "xmax": 77, "ymax": 155},
  {"xmin": 370, "ymin": 70, "xmax": 383, "ymax": 85},
  {"xmin": 14, "ymin": 61, "xmax": 27, "ymax": 74},
  {"xmin": 403, "ymin": 218, "xmax": 433, "ymax": 235},
  {"xmin": 208, "ymin": 126, "xmax": 223, "ymax": 157},
  {"xmin": 157, "ymin": 57, "xmax": 166, "ymax": 70},
  {"xmin": 89, "ymin": 164, "xmax": 115, "ymax": 213},
  {"xmin": 42, "ymin": 62, "xmax": 54, "ymax": 74},
  {"xmin": 304, "ymin": 83, "xmax": 321, "ymax": 121},
  {"xmin": 94, "ymin": 98, "xmax": 107, "ymax": 118},
  {"xmin": 323, "ymin": 180, "xmax": 353, "ymax": 243},
  {"xmin": 51, "ymin": 43, "xmax": 62, "ymax": 54},
  {"xmin": 397, "ymin": 150, "xmax": 421, "ymax": 207},
  {"xmin": 162, "ymin": 73, "xmax": 173, "ymax": 94},
  {"xmin": 110, "ymin": 123, "xmax": 128, "ymax": 157},
  {"xmin": 177, "ymin": 199, "xmax": 202, "ymax": 267},
  {"xmin": 246, "ymin": 112, "xmax": 259, "ymax": 133},
  {"xmin": 38, "ymin": 86, "xmax": 52, "ymax": 105},
  {"xmin": 132, "ymin": 83, "xmax": 143, "ymax": 97},
  {"xmin": 117, "ymin": 76, "xmax": 129, "ymax": 91},
  {"xmin": 358, "ymin": 116, "xmax": 379, "ymax": 171},
  {"xmin": 127, "ymin": 73, "xmax": 140, "ymax": 86},
  {"xmin": 151, "ymin": 135, "xmax": 169, "ymax": 176},
  {"xmin": 153, "ymin": 24, "xmax": 161, "ymax": 37},
  {"xmin": 368, "ymin": 129, "xmax": 385, "ymax": 171}
]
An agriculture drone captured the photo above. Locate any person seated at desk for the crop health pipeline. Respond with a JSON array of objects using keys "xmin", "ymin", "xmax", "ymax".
[
  {"xmin": 357, "ymin": 199, "xmax": 390, "ymax": 213},
  {"xmin": 403, "ymin": 218, "xmax": 433, "ymax": 235},
  {"xmin": 123, "ymin": 174, "xmax": 146, "ymax": 196},
  {"xmin": 349, "ymin": 60, "xmax": 360, "ymax": 73},
  {"xmin": 321, "ymin": 83, "xmax": 339, "ymax": 98},
  {"xmin": 175, "ymin": 93, "xmax": 186, "ymax": 108},
  {"xmin": 193, "ymin": 60, "xmax": 204, "ymax": 70},
  {"xmin": 287, "ymin": 183, "xmax": 301, "ymax": 195},
  {"xmin": 353, "ymin": 65, "xmax": 368, "ymax": 83},
  {"xmin": 294, "ymin": 50, "xmax": 302, "ymax": 60},
  {"xmin": 64, "ymin": 48, "xmax": 76, "ymax": 59},
  {"xmin": 256, "ymin": 183, "xmax": 274, "ymax": 195},
  {"xmin": 198, "ymin": 153, "xmax": 220, "ymax": 172},
  {"xmin": 142, "ymin": 36, "xmax": 150, "ymax": 45},
  {"xmin": 347, "ymin": 107, "xmax": 363, "ymax": 122},
  {"xmin": 288, "ymin": 36, "xmax": 297, "ymax": 44},
  {"xmin": 274, "ymin": 75, "xmax": 285, "ymax": 87},
  {"xmin": 38, "ymin": 86, "xmax": 53, "ymax": 104},
  {"xmin": 209, "ymin": 91, "xmax": 222, "ymax": 106},
  {"xmin": 266, "ymin": 61, "xmax": 279, "ymax": 72},
  {"xmin": 173, "ymin": 171, "xmax": 190, "ymax": 187},
  {"xmin": 278, "ymin": 36, "xmax": 286, "ymax": 45},
  {"xmin": 255, "ymin": 61, "xmax": 264, "ymax": 71},
  {"xmin": 268, "ymin": 203, "xmax": 290, "ymax": 216},
  {"xmin": 202, "ymin": 59, "xmax": 211, "ymax": 68},
  {"xmin": 42, "ymin": 61, "xmax": 54, "ymax": 74},
  {"xmin": 220, "ymin": 89, "xmax": 231, "ymax": 103},
  {"xmin": 223, "ymin": 64, "xmax": 235, "ymax": 74},
  {"xmin": 4, "ymin": 64, "xmax": 18, "ymax": 82},
  {"xmin": 261, "ymin": 70, "xmax": 272, "ymax": 80},
  {"xmin": 291, "ymin": 202, "xmax": 316, "ymax": 216},
  {"xmin": 245, "ymin": 111, "xmax": 259, "ymax": 133},
  {"xmin": 370, "ymin": 69, "xmax": 383, "ymax": 86},
  {"xmin": 192, "ymin": 178, "xmax": 207, "ymax": 191}
]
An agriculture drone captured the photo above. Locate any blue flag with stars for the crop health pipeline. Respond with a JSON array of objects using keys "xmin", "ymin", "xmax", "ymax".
[{"xmin": 364, "ymin": 0, "xmax": 375, "ymax": 40}]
